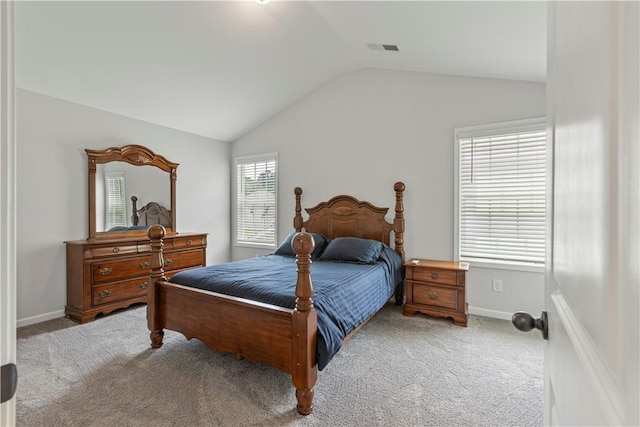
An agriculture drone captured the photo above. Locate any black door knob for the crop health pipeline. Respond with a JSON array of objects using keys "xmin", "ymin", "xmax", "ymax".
[
  {"xmin": 1, "ymin": 363, "xmax": 17, "ymax": 403},
  {"xmin": 512, "ymin": 311, "xmax": 548, "ymax": 340}
]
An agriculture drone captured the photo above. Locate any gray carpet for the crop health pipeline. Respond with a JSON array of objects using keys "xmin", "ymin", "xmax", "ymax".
[{"xmin": 16, "ymin": 302, "xmax": 543, "ymax": 426}]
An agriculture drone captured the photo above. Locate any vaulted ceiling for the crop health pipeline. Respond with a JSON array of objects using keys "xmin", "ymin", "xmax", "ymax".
[{"xmin": 14, "ymin": 1, "xmax": 546, "ymax": 142}]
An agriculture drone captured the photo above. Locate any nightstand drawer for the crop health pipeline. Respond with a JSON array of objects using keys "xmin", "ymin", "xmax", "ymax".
[
  {"xmin": 412, "ymin": 283, "xmax": 458, "ymax": 310},
  {"xmin": 410, "ymin": 268, "xmax": 459, "ymax": 285}
]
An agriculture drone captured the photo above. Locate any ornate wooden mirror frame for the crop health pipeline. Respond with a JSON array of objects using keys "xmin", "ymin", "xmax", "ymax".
[{"xmin": 87, "ymin": 145, "xmax": 178, "ymax": 239}]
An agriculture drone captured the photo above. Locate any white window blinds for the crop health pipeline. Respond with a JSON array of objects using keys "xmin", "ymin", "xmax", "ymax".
[
  {"xmin": 235, "ymin": 153, "xmax": 277, "ymax": 247},
  {"xmin": 105, "ymin": 172, "xmax": 126, "ymax": 230},
  {"xmin": 456, "ymin": 119, "xmax": 546, "ymax": 267}
]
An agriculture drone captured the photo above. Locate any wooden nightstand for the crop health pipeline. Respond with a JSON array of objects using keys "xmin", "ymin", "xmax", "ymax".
[{"xmin": 403, "ymin": 259, "xmax": 469, "ymax": 327}]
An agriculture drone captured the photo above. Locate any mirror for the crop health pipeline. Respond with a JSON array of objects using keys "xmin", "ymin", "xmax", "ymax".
[
  {"xmin": 94, "ymin": 162, "xmax": 170, "ymax": 232},
  {"xmin": 87, "ymin": 145, "xmax": 178, "ymax": 239}
]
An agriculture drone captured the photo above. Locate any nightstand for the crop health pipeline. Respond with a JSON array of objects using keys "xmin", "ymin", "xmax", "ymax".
[{"xmin": 403, "ymin": 258, "xmax": 469, "ymax": 327}]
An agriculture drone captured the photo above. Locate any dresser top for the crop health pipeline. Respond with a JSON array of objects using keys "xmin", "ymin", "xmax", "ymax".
[{"xmin": 65, "ymin": 231, "xmax": 207, "ymax": 246}]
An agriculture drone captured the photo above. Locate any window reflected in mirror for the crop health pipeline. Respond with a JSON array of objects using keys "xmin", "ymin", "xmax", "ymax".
[{"xmin": 104, "ymin": 172, "xmax": 126, "ymax": 230}]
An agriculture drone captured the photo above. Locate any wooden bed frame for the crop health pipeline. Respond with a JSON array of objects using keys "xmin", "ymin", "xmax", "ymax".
[
  {"xmin": 146, "ymin": 182, "xmax": 405, "ymax": 415},
  {"xmin": 130, "ymin": 196, "xmax": 171, "ymax": 227}
]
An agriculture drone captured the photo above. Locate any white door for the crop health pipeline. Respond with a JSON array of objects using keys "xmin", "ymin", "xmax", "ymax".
[
  {"xmin": 0, "ymin": 1, "xmax": 16, "ymax": 425},
  {"xmin": 545, "ymin": 1, "xmax": 639, "ymax": 425}
]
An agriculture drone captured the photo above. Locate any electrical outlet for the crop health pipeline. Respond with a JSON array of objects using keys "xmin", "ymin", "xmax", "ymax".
[{"xmin": 492, "ymin": 279, "xmax": 503, "ymax": 292}]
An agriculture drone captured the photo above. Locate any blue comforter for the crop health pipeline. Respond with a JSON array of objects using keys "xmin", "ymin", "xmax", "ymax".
[{"xmin": 169, "ymin": 245, "xmax": 403, "ymax": 370}]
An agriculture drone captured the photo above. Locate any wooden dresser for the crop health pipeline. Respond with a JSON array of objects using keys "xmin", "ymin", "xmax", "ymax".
[
  {"xmin": 65, "ymin": 232, "xmax": 207, "ymax": 323},
  {"xmin": 403, "ymin": 258, "xmax": 469, "ymax": 327}
]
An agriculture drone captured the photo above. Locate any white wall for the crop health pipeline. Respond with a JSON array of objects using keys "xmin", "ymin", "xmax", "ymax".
[
  {"xmin": 16, "ymin": 89, "xmax": 231, "ymax": 326},
  {"xmin": 232, "ymin": 68, "xmax": 546, "ymax": 319}
]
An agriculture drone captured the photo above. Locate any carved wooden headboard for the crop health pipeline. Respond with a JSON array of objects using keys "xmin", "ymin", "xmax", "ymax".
[
  {"xmin": 293, "ymin": 182, "xmax": 405, "ymax": 259},
  {"xmin": 131, "ymin": 196, "xmax": 171, "ymax": 227}
]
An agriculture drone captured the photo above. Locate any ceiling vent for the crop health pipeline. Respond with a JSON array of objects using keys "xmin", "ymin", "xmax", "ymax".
[{"xmin": 366, "ymin": 43, "xmax": 399, "ymax": 52}]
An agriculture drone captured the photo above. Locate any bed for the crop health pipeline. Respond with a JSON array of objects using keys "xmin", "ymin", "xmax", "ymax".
[
  {"xmin": 106, "ymin": 197, "xmax": 171, "ymax": 232},
  {"xmin": 131, "ymin": 195, "xmax": 171, "ymax": 227},
  {"xmin": 146, "ymin": 182, "xmax": 406, "ymax": 415}
]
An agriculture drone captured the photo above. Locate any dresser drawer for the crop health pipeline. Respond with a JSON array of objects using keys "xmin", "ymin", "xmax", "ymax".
[
  {"xmin": 137, "ymin": 235, "xmax": 206, "ymax": 253},
  {"xmin": 163, "ymin": 249, "xmax": 205, "ymax": 271},
  {"xmin": 410, "ymin": 268, "xmax": 459, "ymax": 285},
  {"xmin": 92, "ymin": 278, "xmax": 148, "ymax": 306},
  {"xmin": 412, "ymin": 283, "xmax": 458, "ymax": 310},
  {"xmin": 92, "ymin": 266, "xmax": 192, "ymax": 306},
  {"xmin": 92, "ymin": 255, "xmax": 151, "ymax": 283},
  {"xmin": 173, "ymin": 235, "xmax": 206, "ymax": 250},
  {"xmin": 86, "ymin": 244, "xmax": 138, "ymax": 259}
]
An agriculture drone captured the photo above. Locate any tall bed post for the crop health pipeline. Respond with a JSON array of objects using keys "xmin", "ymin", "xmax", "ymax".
[
  {"xmin": 148, "ymin": 225, "xmax": 166, "ymax": 348},
  {"xmin": 291, "ymin": 232, "xmax": 318, "ymax": 415},
  {"xmin": 393, "ymin": 181, "xmax": 406, "ymax": 305},
  {"xmin": 131, "ymin": 196, "xmax": 139, "ymax": 226},
  {"xmin": 294, "ymin": 187, "xmax": 303, "ymax": 232},
  {"xmin": 393, "ymin": 181, "xmax": 406, "ymax": 258},
  {"xmin": 169, "ymin": 167, "xmax": 177, "ymax": 233}
]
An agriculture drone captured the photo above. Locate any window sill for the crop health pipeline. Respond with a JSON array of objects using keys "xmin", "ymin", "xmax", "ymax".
[
  {"xmin": 235, "ymin": 242, "xmax": 276, "ymax": 250},
  {"xmin": 462, "ymin": 259, "xmax": 545, "ymax": 274}
]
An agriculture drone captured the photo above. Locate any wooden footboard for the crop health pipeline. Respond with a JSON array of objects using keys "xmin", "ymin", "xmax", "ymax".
[{"xmin": 147, "ymin": 226, "xmax": 318, "ymax": 415}]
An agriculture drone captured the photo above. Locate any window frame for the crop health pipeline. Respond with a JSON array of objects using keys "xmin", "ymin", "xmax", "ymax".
[
  {"xmin": 233, "ymin": 152, "xmax": 278, "ymax": 249},
  {"xmin": 454, "ymin": 117, "xmax": 546, "ymax": 273}
]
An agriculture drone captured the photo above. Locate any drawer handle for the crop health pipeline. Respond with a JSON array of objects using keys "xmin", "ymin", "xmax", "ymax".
[
  {"xmin": 99, "ymin": 290, "xmax": 112, "ymax": 298},
  {"xmin": 140, "ymin": 262, "xmax": 150, "ymax": 269},
  {"xmin": 98, "ymin": 268, "xmax": 112, "ymax": 276},
  {"xmin": 186, "ymin": 240, "xmax": 192, "ymax": 246},
  {"xmin": 112, "ymin": 247, "xmax": 120, "ymax": 253},
  {"xmin": 428, "ymin": 292, "xmax": 439, "ymax": 300},
  {"xmin": 140, "ymin": 281, "xmax": 148, "ymax": 289},
  {"xmin": 164, "ymin": 259, "xmax": 172, "ymax": 267},
  {"xmin": 431, "ymin": 272, "xmax": 438, "ymax": 280}
]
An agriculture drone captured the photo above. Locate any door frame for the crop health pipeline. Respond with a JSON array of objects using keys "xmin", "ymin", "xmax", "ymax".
[{"xmin": 0, "ymin": 0, "xmax": 17, "ymax": 424}]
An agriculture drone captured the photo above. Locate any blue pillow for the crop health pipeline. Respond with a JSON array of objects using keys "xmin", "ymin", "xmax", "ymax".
[
  {"xmin": 274, "ymin": 232, "xmax": 328, "ymax": 259},
  {"xmin": 319, "ymin": 237, "xmax": 383, "ymax": 264}
]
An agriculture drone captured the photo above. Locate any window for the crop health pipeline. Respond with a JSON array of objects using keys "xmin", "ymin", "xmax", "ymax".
[
  {"xmin": 235, "ymin": 153, "xmax": 277, "ymax": 247},
  {"xmin": 105, "ymin": 172, "xmax": 126, "ymax": 230},
  {"xmin": 455, "ymin": 118, "xmax": 546, "ymax": 270}
]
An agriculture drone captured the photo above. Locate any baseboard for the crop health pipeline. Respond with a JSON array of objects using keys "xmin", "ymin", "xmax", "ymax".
[
  {"xmin": 17, "ymin": 309, "xmax": 65, "ymax": 328},
  {"xmin": 468, "ymin": 306, "xmax": 513, "ymax": 321}
]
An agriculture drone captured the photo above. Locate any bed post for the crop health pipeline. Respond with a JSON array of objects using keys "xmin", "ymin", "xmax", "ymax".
[
  {"xmin": 291, "ymin": 232, "xmax": 317, "ymax": 415},
  {"xmin": 148, "ymin": 224, "xmax": 166, "ymax": 348},
  {"xmin": 393, "ymin": 182, "xmax": 406, "ymax": 305},
  {"xmin": 393, "ymin": 182, "xmax": 405, "ymax": 259},
  {"xmin": 294, "ymin": 187, "xmax": 303, "ymax": 232},
  {"xmin": 131, "ymin": 196, "xmax": 139, "ymax": 226}
]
